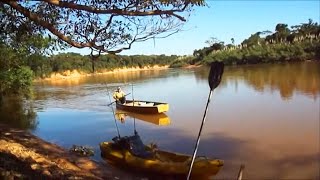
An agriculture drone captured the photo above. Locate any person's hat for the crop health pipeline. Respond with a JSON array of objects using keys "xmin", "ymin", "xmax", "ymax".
[{"xmin": 117, "ymin": 87, "xmax": 121, "ymax": 90}]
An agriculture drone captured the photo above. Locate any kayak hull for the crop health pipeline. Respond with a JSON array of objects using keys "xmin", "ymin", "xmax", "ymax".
[
  {"xmin": 116, "ymin": 100, "xmax": 169, "ymax": 114},
  {"xmin": 100, "ymin": 142, "xmax": 223, "ymax": 176}
]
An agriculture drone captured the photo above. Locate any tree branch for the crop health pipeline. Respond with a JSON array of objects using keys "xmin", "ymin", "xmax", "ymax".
[
  {"xmin": 3, "ymin": 0, "xmax": 92, "ymax": 49},
  {"xmin": 42, "ymin": 0, "xmax": 187, "ymax": 21},
  {"xmin": 1, "ymin": 0, "xmax": 202, "ymax": 54},
  {"xmin": 92, "ymin": 15, "xmax": 114, "ymax": 43}
]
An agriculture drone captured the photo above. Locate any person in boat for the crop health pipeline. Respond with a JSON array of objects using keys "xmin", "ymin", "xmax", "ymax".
[{"xmin": 113, "ymin": 87, "xmax": 126, "ymax": 104}]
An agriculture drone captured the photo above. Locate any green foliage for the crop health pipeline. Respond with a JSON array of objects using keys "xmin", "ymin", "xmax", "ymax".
[
  {"xmin": 202, "ymin": 42, "xmax": 320, "ymax": 65},
  {"xmin": 31, "ymin": 53, "xmax": 180, "ymax": 76},
  {"xmin": 196, "ymin": 19, "xmax": 320, "ymax": 66},
  {"xmin": 169, "ymin": 60, "xmax": 188, "ymax": 68},
  {"xmin": 0, "ymin": 66, "xmax": 34, "ymax": 98},
  {"xmin": 0, "ymin": 30, "xmax": 49, "ymax": 102},
  {"xmin": 242, "ymin": 32, "xmax": 264, "ymax": 47},
  {"xmin": 169, "ymin": 56, "xmax": 195, "ymax": 68},
  {"xmin": 1, "ymin": 0, "xmax": 205, "ymax": 53}
]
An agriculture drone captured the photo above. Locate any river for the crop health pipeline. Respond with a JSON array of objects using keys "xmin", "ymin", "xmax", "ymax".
[{"xmin": 1, "ymin": 61, "xmax": 319, "ymax": 179}]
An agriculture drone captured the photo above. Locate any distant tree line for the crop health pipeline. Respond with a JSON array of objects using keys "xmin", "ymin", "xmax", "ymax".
[
  {"xmin": 29, "ymin": 53, "xmax": 181, "ymax": 78},
  {"xmin": 192, "ymin": 19, "xmax": 320, "ymax": 65}
]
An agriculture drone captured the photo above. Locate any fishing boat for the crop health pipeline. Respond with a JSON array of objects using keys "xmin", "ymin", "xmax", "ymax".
[
  {"xmin": 100, "ymin": 135, "xmax": 223, "ymax": 177},
  {"xmin": 116, "ymin": 100, "xmax": 169, "ymax": 114},
  {"xmin": 115, "ymin": 110, "xmax": 171, "ymax": 126}
]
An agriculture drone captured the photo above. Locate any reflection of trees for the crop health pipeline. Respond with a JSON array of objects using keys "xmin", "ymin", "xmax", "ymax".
[
  {"xmin": 0, "ymin": 96, "xmax": 38, "ymax": 130},
  {"xmin": 194, "ymin": 62, "xmax": 320, "ymax": 99}
]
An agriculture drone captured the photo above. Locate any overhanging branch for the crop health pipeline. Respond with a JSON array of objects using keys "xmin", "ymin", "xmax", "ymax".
[
  {"xmin": 3, "ymin": 0, "xmax": 92, "ymax": 48},
  {"xmin": 1, "ymin": 0, "xmax": 202, "ymax": 54},
  {"xmin": 43, "ymin": 0, "xmax": 187, "ymax": 21}
]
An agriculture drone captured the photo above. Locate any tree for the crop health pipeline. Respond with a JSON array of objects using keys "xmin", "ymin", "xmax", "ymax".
[
  {"xmin": 242, "ymin": 32, "xmax": 263, "ymax": 47},
  {"xmin": 0, "ymin": 40, "xmax": 35, "ymax": 103},
  {"xmin": 205, "ymin": 37, "xmax": 224, "ymax": 51},
  {"xmin": 275, "ymin": 23, "xmax": 290, "ymax": 43},
  {"xmin": 205, "ymin": 37, "xmax": 223, "ymax": 46},
  {"xmin": 0, "ymin": 0, "xmax": 205, "ymax": 55}
]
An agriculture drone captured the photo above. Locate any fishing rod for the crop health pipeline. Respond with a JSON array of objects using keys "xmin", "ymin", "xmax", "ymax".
[
  {"xmin": 131, "ymin": 83, "xmax": 137, "ymax": 135},
  {"xmin": 107, "ymin": 88, "xmax": 121, "ymax": 138}
]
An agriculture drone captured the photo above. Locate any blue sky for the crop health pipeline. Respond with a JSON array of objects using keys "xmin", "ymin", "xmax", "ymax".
[{"xmin": 66, "ymin": 0, "xmax": 320, "ymax": 56}]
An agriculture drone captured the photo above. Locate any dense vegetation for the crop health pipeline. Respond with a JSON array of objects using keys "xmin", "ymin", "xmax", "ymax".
[
  {"xmin": 192, "ymin": 19, "xmax": 320, "ymax": 65},
  {"xmin": 0, "ymin": 32, "xmax": 49, "ymax": 128},
  {"xmin": 40, "ymin": 53, "xmax": 181, "ymax": 76},
  {"xmin": 0, "ymin": 34, "xmax": 51, "ymax": 101}
]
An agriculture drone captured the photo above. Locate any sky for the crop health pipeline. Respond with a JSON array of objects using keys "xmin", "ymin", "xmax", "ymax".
[{"xmin": 65, "ymin": 0, "xmax": 320, "ymax": 56}]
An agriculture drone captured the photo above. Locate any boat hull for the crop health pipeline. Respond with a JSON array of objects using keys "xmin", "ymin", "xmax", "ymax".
[
  {"xmin": 116, "ymin": 100, "xmax": 169, "ymax": 114},
  {"xmin": 100, "ymin": 142, "xmax": 223, "ymax": 176}
]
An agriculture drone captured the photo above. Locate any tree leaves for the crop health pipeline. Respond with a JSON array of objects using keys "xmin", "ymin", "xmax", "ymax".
[{"xmin": 0, "ymin": 0, "xmax": 205, "ymax": 54}]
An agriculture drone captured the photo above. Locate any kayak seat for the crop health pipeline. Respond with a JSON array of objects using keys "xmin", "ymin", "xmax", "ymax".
[
  {"xmin": 112, "ymin": 134, "xmax": 154, "ymax": 159},
  {"xmin": 127, "ymin": 134, "xmax": 154, "ymax": 159}
]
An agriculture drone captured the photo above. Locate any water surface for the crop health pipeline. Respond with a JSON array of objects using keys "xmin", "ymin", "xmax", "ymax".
[{"xmin": 3, "ymin": 62, "xmax": 319, "ymax": 179}]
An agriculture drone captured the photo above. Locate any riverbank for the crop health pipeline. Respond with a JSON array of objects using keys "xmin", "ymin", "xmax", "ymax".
[
  {"xmin": 35, "ymin": 58, "xmax": 320, "ymax": 82},
  {"xmin": 0, "ymin": 124, "xmax": 123, "ymax": 179},
  {"xmin": 35, "ymin": 65, "xmax": 170, "ymax": 81}
]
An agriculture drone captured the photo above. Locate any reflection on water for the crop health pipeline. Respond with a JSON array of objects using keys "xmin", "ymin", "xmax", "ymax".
[
  {"xmin": 1, "ymin": 62, "xmax": 318, "ymax": 179},
  {"xmin": 0, "ymin": 96, "xmax": 38, "ymax": 130},
  {"xmin": 36, "ymin": 69, "xmax": 171, "ymax": 87},
  {"xmin": 115, "ymin": 109, "xmax": 171, "ymax": 126},
  {"xmin": 194, "ymin": 61, "xmax": 320, "ymax": 100}
]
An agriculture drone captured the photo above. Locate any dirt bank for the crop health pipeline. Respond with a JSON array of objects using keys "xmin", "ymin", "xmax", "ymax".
[
  {"xmin": 35, "ymin": 65, "xmax": 170, "ymax": 81},
  {"xmin": 0, "ymin": 124, "xmax": 125, "ymax": 179}
]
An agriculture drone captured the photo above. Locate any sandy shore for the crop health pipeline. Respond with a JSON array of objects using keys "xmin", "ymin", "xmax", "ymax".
[
  {"xmin": 34, "ymin": 65, "xmax": 170, "ymax": 81},
  {"xmin": 0, "ymin": 124, "xmax": 126, "ymax": 179}
]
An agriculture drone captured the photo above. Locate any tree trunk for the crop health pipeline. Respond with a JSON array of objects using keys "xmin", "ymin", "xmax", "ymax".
[{"xmin": 91, "ymin": 60, "xmax": 95, "ymax": 73}]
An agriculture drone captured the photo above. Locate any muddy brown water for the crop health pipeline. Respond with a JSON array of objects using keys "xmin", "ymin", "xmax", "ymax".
[{"xmin": 1, "ymin": 61, "xmax": 319, "ymax": 179}]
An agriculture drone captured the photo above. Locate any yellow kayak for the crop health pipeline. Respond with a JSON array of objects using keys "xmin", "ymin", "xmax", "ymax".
[{"xmin": 100, "ymin": 140, "xmax": 223, "ymax": 177}]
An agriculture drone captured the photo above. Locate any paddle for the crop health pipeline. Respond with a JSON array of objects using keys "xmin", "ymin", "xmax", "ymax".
[
  {"xmin": 107, "ymin": 93, "xmax": 131, "ymax": 106},
  {"xmin": 186, "ymin": 61, "xmax": 224, "ymax": 180},
  {"xmin": 237, "ymin": 164, "xmax": 245, "ymax": 180}
]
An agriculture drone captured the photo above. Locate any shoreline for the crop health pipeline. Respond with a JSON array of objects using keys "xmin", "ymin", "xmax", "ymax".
[
  {"xmin": 34, "ymin": 65, "xmax": 170, "ymax": 82},
  {"xmin": 0, "ymin": 123, "xmax": 129, "ymax": 179},
  {"xmin": 33, "ymin": 60, "xmax": 319, "ymax": 82}
]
